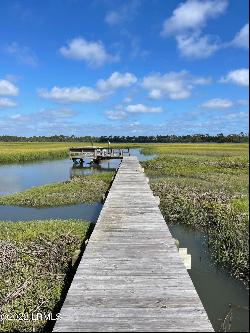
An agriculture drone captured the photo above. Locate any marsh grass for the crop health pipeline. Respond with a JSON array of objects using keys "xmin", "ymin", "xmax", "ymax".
[
  {"xmin": 0, "ymin": 142, "xmax": 140, "ymax": 164},
  {"xmin": 141, "ymin": 144, "xmax": 249, "ymax": 281},
  {"xmin": 0, "ymin": 142, "xmax": 73, "ymax": 164},
  {"xmin": 0, "ymin": 173, "xmax": 114, "ymax": 207},
  {"xmin": 0, "ymin": 219, "xmax": 90, "ymax": 332}
]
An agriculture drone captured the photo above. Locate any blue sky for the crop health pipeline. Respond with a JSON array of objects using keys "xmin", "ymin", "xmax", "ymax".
[{"xmin": 0, "ymin": 0, "xmax": 249, "ymax": 136}]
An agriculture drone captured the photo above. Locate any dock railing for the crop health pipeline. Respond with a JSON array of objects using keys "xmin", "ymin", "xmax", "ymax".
[{"xmin": 69, "ymin": 147, "xmax": 130, "ymax": 162}]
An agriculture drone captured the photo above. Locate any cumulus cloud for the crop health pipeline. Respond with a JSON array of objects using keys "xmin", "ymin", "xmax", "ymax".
[
  {"xmin": 0, "ymin": 97, "xmax": 18, "ymax": 109},
  {"xmin": 176, "ymin": 33, "xmax": 220, "ymax": 59},
  {"xmin": 161, "ymin": 0, "xmax": 228, "ymax": 36},
  {"xmin": 59, "ymin": 37, "xmax": 119, "ymax": 68},
  {"xmin": 38, "ymin": 72, "xmax": 137, "ymax": 104},
  {"xmin": 232, "ymin": 23, "xmax": 249, "ymax": 49},
  {"xmin": 5, "ymin": 42, "xmax": 38, "ymax": 67},
  {"xmin": 220, "ymin": 69, "xmax": 249, "ymax": 87},
  {"xmin": 0, "ymin": 79, "xmax": 19, "ymax": 96},
  {"xmin": 126, "ymin": 104, "xmax": 162, "ymax": 113},
  {"xmin": 105, "ymin": 110, "xmax": 127, "ymax": 120},
  {"xmin": 200, "ymin": 98, "xmax": 249, "ymax": 109},
  {"xmin": 105, "ymin": 103, "xmax": 162, "ymax": 120},
  {"xmin": 142, "ymin": 71, "xmax": 210, "ymax": 100},
  {"xmin": 38, "ymin": 86, "xmax": 103, "ymax": 103},
  {"xmin": 97, "ymin": 72, "xmax": 137, "ymax": 92},
  {"xmin": 200, "ymin": 98, "xmax": 234, "ymax": 109},
  {"xmin": 161, "ymin": 0, "xmax": 228, "ymax": 59}
]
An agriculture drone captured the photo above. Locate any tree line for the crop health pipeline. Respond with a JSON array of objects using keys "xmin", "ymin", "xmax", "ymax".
[{"xmin": 0, "ymin": 133, "xmax": 248, "ymax": 143}]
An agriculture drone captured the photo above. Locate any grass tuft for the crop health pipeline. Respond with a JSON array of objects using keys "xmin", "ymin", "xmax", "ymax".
[
  {"xmin": 141, "ymin": 144, "xmax": 249, "ymax": 282},
  {"xmin": 0, "ymin": 219, "xmax": 90, "ymax": 332}
]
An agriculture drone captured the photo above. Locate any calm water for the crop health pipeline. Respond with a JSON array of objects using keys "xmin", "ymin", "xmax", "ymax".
[
  {"xmin": 0, "ymin": 149, "xmax": 248, "ymax": 332},
  {"xmin": 0, "ymin": 148, "xmax": 154, "ymax": 195},
  {"xmin": 169, "ymin": 224, "xmax": 249, "ymax": 332},
  {"xmin": 0, "ymin": 203, "xmax": 102, "ymax": 223}
]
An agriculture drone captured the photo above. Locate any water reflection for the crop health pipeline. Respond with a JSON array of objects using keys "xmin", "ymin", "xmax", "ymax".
[
  {"xmin": 69, "ymin": 148, "xmax": 155, "ymax": 178},
  {"xmin": 169, "ymin": 223, "xmax": 249, "ymax": 332},
  {"xmin": 70, "ymin": 161, "xmax": 117, "ymax": 178},
  {"xmin": 0, "ymin": 159, "xmax": 72, "ymax": 195},
  {"xmin": 0, "ymin": 203, "xmax": 102, "ymax": 224},
  {"xmin": 0, "ymin": 148, "xmax": 155, "ymax": 196}
]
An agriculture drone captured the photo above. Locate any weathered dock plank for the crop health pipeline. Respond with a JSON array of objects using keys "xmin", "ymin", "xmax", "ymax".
[{"xmin": 53, "ymin": 156, "xmax": 213, "ymax": 332}]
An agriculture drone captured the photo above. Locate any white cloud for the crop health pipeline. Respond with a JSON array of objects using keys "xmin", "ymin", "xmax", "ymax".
[
  {"xmin": 0, "ymin": 79, "xmax": 19, "ymax": 96},
  {"xmin": 5, "ymin": 42, "xmax": 38, "ymax": 67},
  {"xmin": 104, "ymin": 0, "xmax": 141, "ymax": 26},
  {"xmin": 59, "ymin": 37, "xmax": 119, "ymax": 68},
  {"xmin": 232, "ymin": 23, "xmax": 249, "ymax": 49},
  {"xmin": 161, "ymin": 0, "xmax": 228, "ymax": 59},
  {"xmin": 105, "ymin": 110, "xmax": 127, "ymax": 120},
  {"xmin": 0, "ymin": 97, "xmax": 18, "ymax": 109},
  {"xmin": 224, "ymin": 111, "xmax": 248, "ymax": 121},
  {"xmin": 97, "ymin": 72, "xmax": 137, "ymax": 92},
  {"xmin": 38, "ymin": 86, "xmax": 103, "ymax": 103},
  {"xmin": 1, "ymin": 108, "xmax": 80, "ymax": 136},
  {"xmin": 105, "ymin": 103, "xmax": 162, "ymax": 121},
  {"xmin": 200, "ymin": 98, "xmax": 249, "ymax": 109},
  {"xmin": 126, "ymin": 104, "xmax": 162, "ymax": 113},
  {"xmin": 38, "ymin": 72, "xmax": 137, "ymax": 104},
  {"xmin": 200, "ymin": 98, "xmax": 234, "ymax": 109},
  {"xmin": 142, "ymin": 71, "xmax": 210, "ymax": 100},
  {"xmin": 176, "ymin": 33, "xmax": 220, "ymax": 58},
  {"xmin": 39, "ymin": 108, "xmax": 77, "ymax": 119},
  {"xmin": 161, "ymin": 0, "xmax": 228, "ymax": 36},
  {"xmin": 220, "ymin": 69, "xmax": 249, "ymax": 87},
  {"xmin": 9, "ymin": 108, "xmax": 76, "ymax": 122}
]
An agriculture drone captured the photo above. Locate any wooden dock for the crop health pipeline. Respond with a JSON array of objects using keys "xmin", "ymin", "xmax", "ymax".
[
  {"xmin": 53, "ymin": 156, "xmax": 213, "ymax": 332},
  {"xmin": 69, "ymin": 147, "xmax": 130, "ymax": 164}
]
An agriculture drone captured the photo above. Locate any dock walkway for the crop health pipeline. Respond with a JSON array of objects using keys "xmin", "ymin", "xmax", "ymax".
[{"xmin": 53, "ymin": 156, "xmax": 213, "ymax": 332}]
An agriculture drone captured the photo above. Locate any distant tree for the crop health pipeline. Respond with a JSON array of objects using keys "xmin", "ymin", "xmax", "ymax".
[{"xmin": 0, "ymin": 133, "xmax": 248, "ymax": 143}]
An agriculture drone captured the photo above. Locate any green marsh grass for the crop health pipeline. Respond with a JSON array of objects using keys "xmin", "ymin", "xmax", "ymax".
[
  {"xmin": 0, "ymin": 142, "xmax": 72, "ymax": 164},
  {"xmin": 0, "ymin": 219, "xmax": 90, "ymax": 332},
  {"xmin": 141, "ymin": 144, "xmax": 249, "ymax": 281},
  {"xmin": 0, "ymin": 142, "xmax": 140, "ymax": 164},
  {"xmin": 0, "ymin": 173, "xmax": 114, "ymax": 207}
]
